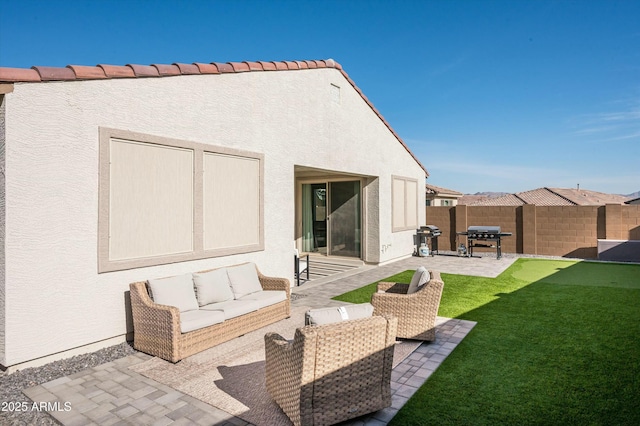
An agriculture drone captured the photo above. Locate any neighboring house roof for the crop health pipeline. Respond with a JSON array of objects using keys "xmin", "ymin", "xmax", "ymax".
[
  {"xmin": 0, "ymin": 59, "xmax": 428, "ymax": 176},
  {"xmin": 425, "ymin": 183, "xmax": 463, "ymax": 197},
  {"xmin": 625, "ymin": 197, "xmax": 640, "ymax": 205},
  {"xmin": 468, "ymin": 187, "xmax": 629, "ymax": 206},
  {"xmin": 457, "ymin": 195, "xmax": 490, "ymax": 205}
]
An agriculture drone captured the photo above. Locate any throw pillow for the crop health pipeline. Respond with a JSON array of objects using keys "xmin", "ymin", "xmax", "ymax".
[
  {"xmin": 407, "ymin": 266, "xmax": 429, "ymax": 294},
  {"xmin": 305, "ymin": 303, "xmax": 374, "ymax": 326},
  {"xmin": 147, "ymin": 273, "xmax": 199, "ymax": 312},
  {"xmin": 226, "ymin": 263, "xmax": 263, "ymax": 299},
  {"xmin": 193, "ymin": 268, "xmax": 235, "ymax": 306}
]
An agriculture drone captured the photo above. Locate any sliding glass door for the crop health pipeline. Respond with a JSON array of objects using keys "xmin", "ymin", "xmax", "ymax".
[
  {"xmin": 301, "ymin": 184, "xmax": 327, "ymax": 253},
  {"xmin": 301, "ymin": 180, "xmax": 361, "ymax": 258},
  {"xmin": 329, "ymin": 181, "xmax": 361, "ymax": 258}
]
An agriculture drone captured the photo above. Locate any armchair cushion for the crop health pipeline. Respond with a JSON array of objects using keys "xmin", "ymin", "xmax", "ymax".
[
  {"xmin": 193, "ymin": 268, "xmax": 234, "ymax": 306},
  {"xmin": 147, "ymin": 273, "xmax": 199, "ymax": 313},
  {"xmin": 305, "ymin": 303, "xmax": 374, "ymax": 325},
  {"xmin": 407, "ymin": 266, "xmax": 429, "ymax": 294},
  {"xmin": 227, "ymin": 263, "xmax": 263, "ymax": 298}
]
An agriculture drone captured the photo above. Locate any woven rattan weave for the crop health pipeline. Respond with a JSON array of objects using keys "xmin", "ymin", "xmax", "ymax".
[
  {"xmin": 264, "ymin": 314, "xmax": 397, "ymax": 426},
  {"xmin": 370, "ymin": 270, "xmax": 444, "ymax": 341},
  {"xmin": 129, "ymin": 263, "xmax": 290, "ymax": 363}
]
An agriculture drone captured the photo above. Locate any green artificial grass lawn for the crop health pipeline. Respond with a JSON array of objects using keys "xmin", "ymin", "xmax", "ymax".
[{"xmin": 333, "ymin": 258, "xmax": 640, "ymax": 425}]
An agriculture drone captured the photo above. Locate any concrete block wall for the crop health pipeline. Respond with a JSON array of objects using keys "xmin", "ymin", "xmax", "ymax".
[
  {"xmin": 535, "ymin": 206, "xmax": 599, "ymax": 258},
  {"xmin": 426, "ymin": 204, "xmax": 640, "ymax": 259},
  {"xmin": 619, "ymin": 205, "xmax": 640, "ymax": 240},
  {"xmin": 423, "ymin": 206, "xmax": 454, "ymax": 249}
]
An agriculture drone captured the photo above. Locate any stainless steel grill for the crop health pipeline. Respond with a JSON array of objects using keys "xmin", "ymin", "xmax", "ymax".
[
  {"xmin": 416, "ymin": 225, "xmax": 441, "ymax": 256},
  {"xmin": 457, "ymin": 226, "xmax": 512, "ymax": 259}
]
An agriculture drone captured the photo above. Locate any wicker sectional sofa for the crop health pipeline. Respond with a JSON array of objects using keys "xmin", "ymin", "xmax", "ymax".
[{"xmin": 129, "ymin": 262, "xmax": 290, "ymax": 362}]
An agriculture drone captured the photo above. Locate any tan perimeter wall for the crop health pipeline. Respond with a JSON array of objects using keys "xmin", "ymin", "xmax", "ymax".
[{"xmin": 426, "ymin": 204, "xmax": 640, "ymax": 259}]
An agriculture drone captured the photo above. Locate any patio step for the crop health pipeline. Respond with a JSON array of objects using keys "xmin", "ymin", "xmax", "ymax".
[{"xmin": 295, "ymin": 256, "xmax": 373, "ymax": 289}]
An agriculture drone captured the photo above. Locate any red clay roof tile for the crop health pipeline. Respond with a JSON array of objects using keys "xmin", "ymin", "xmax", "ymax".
[
  {"xmin": 193, "ymin": 63, "xmax": 219, "ymax": 74},
  {"xmin": 127, "ymin": 64, "xmax": 160, "ymax": 77},
  {"xmin": 295, "ymin": 61, "xmax": 309, "ymax": 69},
  {"xmin": 0, "ymin": 67, "xmax": 42, "ymax": 82},
  {"xmin": 213, "ymin": 62, "xmax": 234, "ymax": 73},
  {"xmin": 173, "ymin": 63, "xmax": 200, "ymax": 74},
  {"xmin": 67, "ymin": 65, "xmax": 107, "ymax": 79},
  {"xmin": 98, "ymin": 64, "xmax": 136, "ymax": 78},
  {"xmin": 258, "ymin": 61, "xmax": 277, "ymax": 71},
  {"xmin": 284, "ymin": 61, "xmax": 299, "ymax": 70},
  {"xmin": 152, "ymin": 64, "xmax": 181, "ymax": 76},
  {"xmin": 273, "ymin": 61, "xmax": 288, "ymax": 71},
  {"xmin": 305, "ymin": 60, "xmax": 318, "ymax": 69},
  {"xmin": 228, "ymin": 62, "xmax": 249, "ymax": 72},
  {"xmin": 32, "ymin": 66, "xmax": 76, "ymax": 81},
  {"xmin": 244, "ymin": 61, "xmax": 263, "ymax": 71}
]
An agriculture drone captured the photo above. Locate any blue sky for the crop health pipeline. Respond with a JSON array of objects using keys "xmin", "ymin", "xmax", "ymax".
[{"xmin": 1, "ymin": 0, "xmax": 638, "ymax": 195}]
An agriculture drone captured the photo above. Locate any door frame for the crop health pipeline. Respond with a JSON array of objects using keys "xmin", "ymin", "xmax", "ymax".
[{"xmin": 295, "ymin": 176, "xmax": 366, "ymax": 259}]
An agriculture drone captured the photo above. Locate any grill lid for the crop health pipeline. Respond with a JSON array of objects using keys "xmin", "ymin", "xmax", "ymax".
[
  {"xmin": 418, "ymin": 225, "xmax": 441, "ymax": 237},
  {"xmin": 467, "ymin": 225, "xmax": 501, "ymax": 234},
  {"xmin": 467, "ymin": 225, "xmax": 501, "ymax": 239}
]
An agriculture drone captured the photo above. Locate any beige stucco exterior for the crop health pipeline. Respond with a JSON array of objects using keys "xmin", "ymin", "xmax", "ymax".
[{"xmin": 0, "ymin": 67, "xmax": 425, "ymax": 368}]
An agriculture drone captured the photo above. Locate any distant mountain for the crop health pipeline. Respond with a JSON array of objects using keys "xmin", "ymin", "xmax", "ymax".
[
  {"xmin": 625, "ymin": 191, "xmax": 640, "ymax": 199},
  {"xmin": 467, "ymin": 192, "xmax": 509, "ymax": 198}
]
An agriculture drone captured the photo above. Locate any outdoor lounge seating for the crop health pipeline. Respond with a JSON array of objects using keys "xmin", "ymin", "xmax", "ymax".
[
  {"xmin": 264, "ymin": 307, "xmax": 397, "ymax": 426},
  {"xmin": 370, "ymin": 267, "xmax": 444, "ymax": 341},
  {"xmin": 129, "ymin": 262, "xmax": 290, "ymax": 363}
]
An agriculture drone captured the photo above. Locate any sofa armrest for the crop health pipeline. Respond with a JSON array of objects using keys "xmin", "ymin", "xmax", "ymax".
[
  {"xmin": 257, "ymin": 270, "xmax": 291, "ymax": 298},
  {"xmin": 129, "ymin": 281, "xmax": 182, "ymax": 362}
]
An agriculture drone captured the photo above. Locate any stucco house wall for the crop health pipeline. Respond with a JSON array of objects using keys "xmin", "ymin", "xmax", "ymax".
[{"xmin": 0, "ymin": 62, "xmax": 426, "ymax": 368}]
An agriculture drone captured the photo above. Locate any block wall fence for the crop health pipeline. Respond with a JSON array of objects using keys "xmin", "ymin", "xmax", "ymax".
[{"xmin": 425, "ymin": 204, "xmax": 640, "ymax": 259}]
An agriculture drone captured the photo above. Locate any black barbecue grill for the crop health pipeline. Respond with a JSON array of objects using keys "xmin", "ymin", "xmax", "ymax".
[
  {"xmin": 416, "ymin": 225, "xmax": 441, "ymax": 256},
  {"xmin": 456, "ymin": 226, "xmax": 512, "ymax": 259}
]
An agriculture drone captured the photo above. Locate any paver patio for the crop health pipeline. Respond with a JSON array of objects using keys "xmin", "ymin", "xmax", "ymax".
[{"xmin": 23, "ymin": 254, "xmax": 516, "ymax": 425}]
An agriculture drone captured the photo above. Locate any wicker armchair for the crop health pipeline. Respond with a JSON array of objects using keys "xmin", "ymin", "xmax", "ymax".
[
  {"xmin": 264, "ymin": 314, "xmax": 398, "ymax": 426},
  {"xmin": 370, "ymin": 269, "xmax": 444, "ymax": 341}
]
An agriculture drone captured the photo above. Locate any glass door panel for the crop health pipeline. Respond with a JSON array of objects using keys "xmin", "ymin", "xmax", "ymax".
[
  {"xmin": 328, "ymin": 181, "xmax": 361, "ymax": 258},
  {"xmin": 301, "ymin": 183, "xmax": 327, "ymax": 253}
]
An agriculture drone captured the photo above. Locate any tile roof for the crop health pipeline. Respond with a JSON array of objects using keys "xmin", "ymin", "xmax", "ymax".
[
  {"xmin": 425, "ymin": 183, "xmax": 463, "ymax": 196},
  {"xmin": 468, "ymin": 187, "xmax": 629, "ymax": 206},
  {"xmin": 548, "ymin": 188, "xmax": 629, "ymax": 205},
  {"xmin": 0, "ymin": 59, "xmax": 428, "ymax": 176},
  {"xmin": 625, "ymin": 197, "xmax": 640, "ymax": 204}
]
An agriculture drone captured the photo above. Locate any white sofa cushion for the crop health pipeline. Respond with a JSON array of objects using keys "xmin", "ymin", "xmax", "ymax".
[
  {"xmin": 180, "ymin": 310, "xmax": 225, "ymax": 333},
  {"xmin": 193, "ymin": 269, "xmax": 234, "ymax": 306},
  {"xmin": 305, "ymin": 303, "xmax": 374, "ymax": 326},
  {"xmin": 407, "ymin": 266, "xmax": 430, "ymax": 294},
  {"xmin": 226, "ymin": 263, "xmax": 263, "ymax": 298},
  {"xmin": 237, "ymin": 290, "xmax": 287, "ymax": 310},
  {"xmin": 147, "ymin": 273, "xmax": 199, "ymax": 313},
  {"xmin": 201, "ymin": 300, "xmax": 260, "ymax": 320}
]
